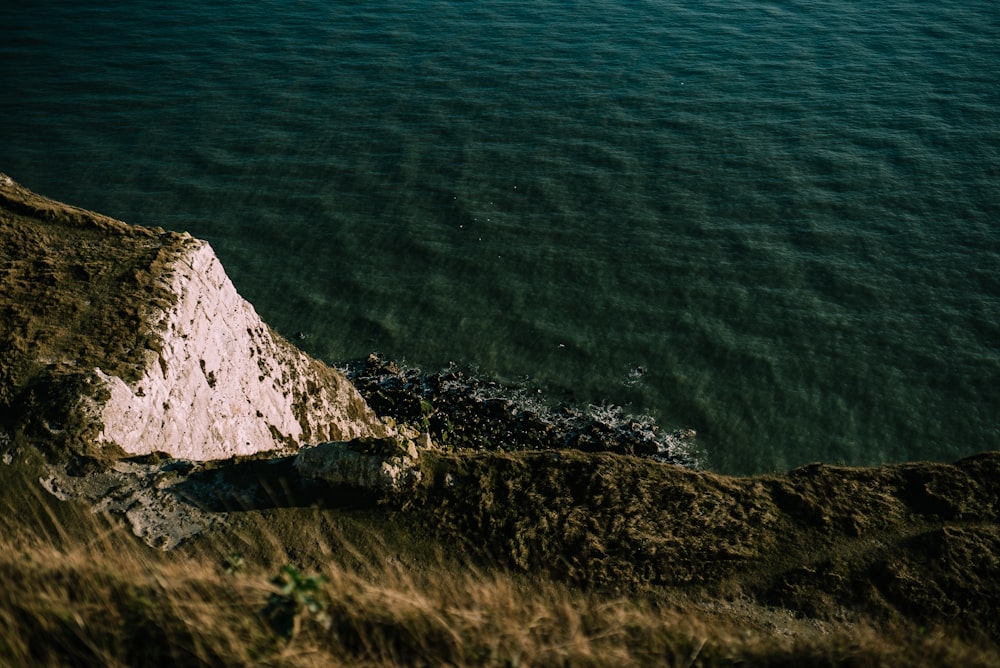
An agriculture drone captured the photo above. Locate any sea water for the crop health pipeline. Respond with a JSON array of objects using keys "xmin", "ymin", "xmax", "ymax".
[{"xmin": 2, "ymin": 0, "xmax": 997, "ymax": 473}]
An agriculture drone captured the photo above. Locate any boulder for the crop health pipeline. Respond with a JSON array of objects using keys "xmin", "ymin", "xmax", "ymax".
[{"xmin": 295, "ymin": 434, "xmax": 427, "ymax": 495}]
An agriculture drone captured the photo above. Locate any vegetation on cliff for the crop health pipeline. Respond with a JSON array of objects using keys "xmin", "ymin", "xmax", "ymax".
[
  {"xmin": 3, "ymin": 442, "xmax": 1000, "ymax": 666},
  {"xmin": 0, "ymin": 174, "xmax": 191, "ymax": 460},
  {"xmin": 2, "ymin": 176, "xmax": 999, "ymax": 665}
]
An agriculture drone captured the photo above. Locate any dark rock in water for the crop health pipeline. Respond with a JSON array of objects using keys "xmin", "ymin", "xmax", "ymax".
[
  {"xmin": 343, "ymin": 354, "xmax": 701, "ymax": 468},
  {"xmin": 566, "ymin": 420, "xmax": 660, "ymax": 456}
]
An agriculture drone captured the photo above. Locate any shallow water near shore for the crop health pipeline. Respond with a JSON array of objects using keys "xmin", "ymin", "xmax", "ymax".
[{"xmin": 2, "ymin": 1, "xmax": 998, "ymax": 473}]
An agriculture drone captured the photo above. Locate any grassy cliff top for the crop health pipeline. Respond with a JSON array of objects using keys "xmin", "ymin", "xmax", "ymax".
[
  {"xmin": 3, "ymin": 446, "xmax": 1000, "ymax": 666},
  {"xmin": 0, "ymin": 174, "xmax": 194, "ymax": 390},
  {"xmin": 0, "ymin": 175, "xmax": 197, "ymax": 455}
]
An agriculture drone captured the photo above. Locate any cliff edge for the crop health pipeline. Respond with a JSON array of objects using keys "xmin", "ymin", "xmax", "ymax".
[
  {"xmin": 0, "ymin": 174, "xmax": 386, "ymax": 461},
  {"xmin": 2, "ymin": 176, "xmax": 1000, "ymax": 664}
]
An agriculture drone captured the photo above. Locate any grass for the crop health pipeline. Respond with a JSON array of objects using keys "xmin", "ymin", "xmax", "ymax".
[{"xmin": 2, "ymin": 458, "xmax": 999, "ymax": 668}]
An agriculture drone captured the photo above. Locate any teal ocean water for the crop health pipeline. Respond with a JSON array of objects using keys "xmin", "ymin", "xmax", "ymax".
[{"xmin": 2, "ymin": 1, "xmax": 998, "ymax": 473}]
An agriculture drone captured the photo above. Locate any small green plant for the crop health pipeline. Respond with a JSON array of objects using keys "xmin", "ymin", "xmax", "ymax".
[
  {"xmin": 221, "ymin": 552, "xmax": 245, "ymax": 575},
  {"xmin": 261, "ymin": 564, "xmax": 331, "ymax": 641}
]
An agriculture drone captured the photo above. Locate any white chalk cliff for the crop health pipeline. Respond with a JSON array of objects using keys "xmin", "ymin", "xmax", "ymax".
[
  {"xmin": 0, "ymin": 173, "xmax": 387, "ymax": 461},
  {"xmin": 86, "ymin": 240, "xmax": 387, "ymax": 460}
]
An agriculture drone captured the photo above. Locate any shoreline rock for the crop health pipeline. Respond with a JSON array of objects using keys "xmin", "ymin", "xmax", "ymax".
[{"xmin": 343, "ymin": 353, "xmax": 702, "ymax": 467}]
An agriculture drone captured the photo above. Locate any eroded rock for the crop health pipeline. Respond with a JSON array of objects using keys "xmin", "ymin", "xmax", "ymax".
[{"xmin": 295, "ymin": 435, "xmax": 425, "ymax": 495}]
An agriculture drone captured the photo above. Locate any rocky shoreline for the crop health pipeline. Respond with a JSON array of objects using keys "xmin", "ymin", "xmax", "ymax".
[{"xmin": 343, "ymin": 353, "xmax": 701, "ymax": 467}]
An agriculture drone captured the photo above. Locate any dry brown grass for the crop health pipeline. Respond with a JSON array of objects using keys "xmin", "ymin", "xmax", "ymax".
[{"xmin": 2, "ymin": 476, "xmax": 999, "ymax": 668}]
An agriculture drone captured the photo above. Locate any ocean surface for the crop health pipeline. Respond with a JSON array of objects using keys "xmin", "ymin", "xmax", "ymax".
[{"xmin": 2, "ymin": 1, "xmax": 997, "ymax": 474}]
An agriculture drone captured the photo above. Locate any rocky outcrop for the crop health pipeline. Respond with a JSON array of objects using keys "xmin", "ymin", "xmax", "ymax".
[
  {"xmin": 0, "ymin": 174, "xmax": 387, "ymax": 461},
  {"xmin": 295, "ymin": 434, "xmax": 427, "ymax": 495}
]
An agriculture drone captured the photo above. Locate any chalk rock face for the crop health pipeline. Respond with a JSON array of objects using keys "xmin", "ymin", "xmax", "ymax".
[{"xmin": 88, "ymin": 240, "xmax": 387, "ymax": 460}]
